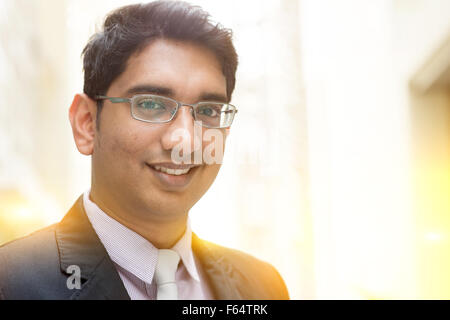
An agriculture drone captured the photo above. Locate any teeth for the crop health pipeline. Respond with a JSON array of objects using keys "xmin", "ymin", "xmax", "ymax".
[{"xmin": 153, "ymin": 165, "xmax": 191, "ymax": 176}]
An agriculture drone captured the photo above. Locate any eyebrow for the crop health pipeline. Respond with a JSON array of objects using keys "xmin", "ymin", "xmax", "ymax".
[
  {"xmin": 126, "ymin": 85, "xmax": 173, "ymax": 96},
  {"xmin": 199, "ymin": 93, "xmax": 228, "ymax": 103},
  {"xmin": 125, "ymin": 85, "xmax": 228, "ymax": 103}
]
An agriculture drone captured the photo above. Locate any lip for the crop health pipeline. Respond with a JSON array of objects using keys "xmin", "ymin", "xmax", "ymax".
[
  {"xmin": 149, "ymin": 162, "xmax": 200, "ymax": 169},
  {"xmin": 146, "ymin": 163, "xmax": 200, "ymax": 190}
]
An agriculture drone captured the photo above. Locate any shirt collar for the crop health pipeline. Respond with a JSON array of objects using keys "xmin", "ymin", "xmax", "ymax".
[
  {"xmin": 82, "ymin": 190, "xmax": 200, "ymax": 284},
  {"xmin": 172, "ymin": 220, "xmax": 200, "ymax": 281}
]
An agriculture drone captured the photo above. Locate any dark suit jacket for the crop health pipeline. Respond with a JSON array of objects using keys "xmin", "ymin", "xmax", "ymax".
[{"xmin": 0, "ymin": 196, "xmax": 289, "ymax": 300}]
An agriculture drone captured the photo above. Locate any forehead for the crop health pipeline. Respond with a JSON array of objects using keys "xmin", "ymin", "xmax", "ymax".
[{"xmin": 109, "ymin": 38, "xmax": 227, "ymax": 99}]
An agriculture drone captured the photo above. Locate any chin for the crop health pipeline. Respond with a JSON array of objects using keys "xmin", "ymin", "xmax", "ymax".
[{"xmin": 136, "ymin": 189, "xmax": 191, "ymax": 218}]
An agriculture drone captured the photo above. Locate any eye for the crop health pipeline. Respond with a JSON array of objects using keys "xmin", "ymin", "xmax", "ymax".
[
  {"xmin": 137, "ymin": 99, "xmax": 166, "ymax": 110},
  {"xmin": 197, "ymin": 105, "xmax": 220, "ymax": 117}
]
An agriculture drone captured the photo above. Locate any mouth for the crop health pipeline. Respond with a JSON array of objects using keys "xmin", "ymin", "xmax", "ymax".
[
  {"xmin": 151, "ymin": 165, "xmax": 192, "ymax": 176},
  {"xmin": 145, "ymin": 163, "xmax": 201, "ymax": 189}
]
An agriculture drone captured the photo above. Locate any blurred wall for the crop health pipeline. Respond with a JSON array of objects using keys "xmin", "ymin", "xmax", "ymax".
[
  {"xmin": 410, "ymin": 32, "xmax": 450, "ymax": 298},
  {"xmin": 0, "ymin": 0, "xmax": 71, "ymax": 242},
  {"xmin": 301, "ymin": 0, "xmax": 450, "ymax": 298}
]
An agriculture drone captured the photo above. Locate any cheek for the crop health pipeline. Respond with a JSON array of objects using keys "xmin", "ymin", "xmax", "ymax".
[
  {"xmin": 97, "ymin": 125, "xmax": 137, "ymax": 158},
  {"xmin": 121, "ymin": 128, "xmax": 152, "ymax": 152},
  {"xmin": 97, "ymin": 118, "xmax": 161, "ymax": 166},
  {"xmin": 98, "ymin": 104, "xmax": 143, "ymax": 153},
  {"xmin": 187, "ymin": 164, "xmax": 221, "ymax": 204},
  {"xmin": 198, "ymin": 164, "xmax": 222, "ymax": 193}
]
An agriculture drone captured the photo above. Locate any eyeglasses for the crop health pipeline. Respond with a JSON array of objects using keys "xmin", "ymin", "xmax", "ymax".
[{"xmin": 95, "ymin": 94, "xmax": 238, "ymax": 129}]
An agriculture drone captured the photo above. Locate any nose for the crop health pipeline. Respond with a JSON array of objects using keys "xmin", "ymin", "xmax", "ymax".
[{"xmin": 160, "ymin": 105, "xmax": 202, "ymax": 161}]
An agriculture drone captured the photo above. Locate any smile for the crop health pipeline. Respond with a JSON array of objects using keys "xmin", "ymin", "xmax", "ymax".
[
  {"xmin": 146, "ymin": 163, "xmax": 200, "ymax": 190},
  {"xmin": 152, "ymin": 165, "xmax": 191, "ymax": 176}
]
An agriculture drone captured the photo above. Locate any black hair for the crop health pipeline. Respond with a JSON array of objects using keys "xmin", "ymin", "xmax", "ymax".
[{"xmin": 82, "ymin": 0, "xmax": 238, "ymax": 122}]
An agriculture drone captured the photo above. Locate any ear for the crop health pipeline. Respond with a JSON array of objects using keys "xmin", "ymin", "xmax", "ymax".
[{"xmin": 69, "ymin": 93, "xmax": 97, "ymax": 155}]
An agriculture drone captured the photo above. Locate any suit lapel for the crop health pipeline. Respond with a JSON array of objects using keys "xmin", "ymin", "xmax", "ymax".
[
  {"xmin": 192, "ymin": 234, "xmax": 243, "ymax": 300},
  {"xmin": 55, "ymin": 196, "xmax": 130, "ymax": 300}
]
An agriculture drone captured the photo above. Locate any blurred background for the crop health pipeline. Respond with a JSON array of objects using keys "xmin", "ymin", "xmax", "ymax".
[{"xmin": 0, "ymin": 0, "xmax": 449, "ymax": 299}]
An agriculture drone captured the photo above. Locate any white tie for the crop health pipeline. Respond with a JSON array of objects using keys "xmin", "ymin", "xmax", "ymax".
[{"xmin": 154, "ymin": 249, "xmax": 180, "ymax": 300}]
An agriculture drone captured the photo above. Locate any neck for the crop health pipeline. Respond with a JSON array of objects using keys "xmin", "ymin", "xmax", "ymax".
[{"xmin": 89, "ymin": 189, "xmax": 187, "ymax": 249}]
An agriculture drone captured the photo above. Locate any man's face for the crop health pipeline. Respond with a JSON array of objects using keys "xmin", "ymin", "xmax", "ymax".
[{"xmin": 91, "ymin": 39, "xmax": 228, "ymax": 221}]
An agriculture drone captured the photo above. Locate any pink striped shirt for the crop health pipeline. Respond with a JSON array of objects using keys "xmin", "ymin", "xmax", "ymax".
[{"xmin": 83, "ymin": 190, "xmax": 214, "ymax": 300}]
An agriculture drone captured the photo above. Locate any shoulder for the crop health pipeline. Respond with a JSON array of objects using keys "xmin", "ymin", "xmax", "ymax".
[
  {"xmin": 0, "ymin": 223, "xmax": 57, "ymax": 253},
  {"xmin": 202, "ymin": 238, "xmax": 275, "ymax": 271},
  {"xmin": 0, "ymin": 223, "xmax": 58, "ymax": 266},
  {"xmin": 0, "ymin": 223, "xmax": 59, "ymax": 267},
  {"xmin": 194, "ymin": 236, "xmax": 290, "ymax": 299},
  {"xmin": 0, "ymin": 224, "xmax": 69, "ymax": 299}
]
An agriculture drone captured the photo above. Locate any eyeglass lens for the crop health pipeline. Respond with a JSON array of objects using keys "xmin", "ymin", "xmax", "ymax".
[{"xmin": 131, "ymin": 95, "xmax": 235, "ymax": 128}]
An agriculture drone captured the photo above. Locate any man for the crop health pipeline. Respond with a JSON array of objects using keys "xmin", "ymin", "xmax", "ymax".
[{"xmin": 0, "ymin": 1, "xmax": 289, "ymax": 300}]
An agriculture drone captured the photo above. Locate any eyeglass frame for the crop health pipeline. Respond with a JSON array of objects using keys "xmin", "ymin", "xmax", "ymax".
[{"xmin": 94, "ymin": 94, "xmax": 238, "ymax": 129}]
